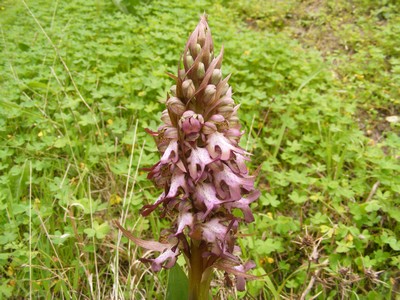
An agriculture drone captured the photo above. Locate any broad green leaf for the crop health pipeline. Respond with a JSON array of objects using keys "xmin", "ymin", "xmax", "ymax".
[
  {"xmin": 289, "ymin": 191, "xmax": 307, "ymax": 204},
  {"xmin": 365, "ymin": 200, "xmax": 382, "ymax": 212},
  {"xmin": 84, "ymin": 228, "xmax": 96, "ymax": 238},
  {"xmin": 260, "ymin": 193, "xmax": 280, "ymax": 207},
  {"xmin": 95, "ymin": 222, "xmax": 110, "ymax": 239},
  {"xmin": 166, "ymin": 264, "xmax": 188, "ymax": 300},
  {"xmin": 53, "ymin": 137, "xmax": 69, "ymax": 148}
]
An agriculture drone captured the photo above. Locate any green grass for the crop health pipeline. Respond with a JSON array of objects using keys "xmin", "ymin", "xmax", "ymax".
[{"xmin": 0, "ymin": 0, "xmax": 399, "ymax": 299}]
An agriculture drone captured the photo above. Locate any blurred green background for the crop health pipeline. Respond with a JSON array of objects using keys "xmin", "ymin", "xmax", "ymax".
[{"xmin": 0, "ymin": 0, "xmax": 399, "ymax": 298}]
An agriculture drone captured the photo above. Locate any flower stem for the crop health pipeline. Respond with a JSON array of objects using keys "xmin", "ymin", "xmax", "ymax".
[{"xmin": 188, "ymin": 241, "xmax": 211, "ymax": 300}]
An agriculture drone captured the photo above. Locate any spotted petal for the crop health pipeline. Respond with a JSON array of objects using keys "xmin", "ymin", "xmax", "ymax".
[
  {"xmin": 187, "ymin": 147, "xmax": 214, "ymax": 181},
  {"xmin": 140, "ymin": 192, "xmax": 167, "ymax": 216},
  {"xmin": 160, "ymin": 140, "xmax": 179, "ymax": 164},
  {"xmin": 214, "ymin": 163, "xmax": 255, "ymax": 200},
  {"xmin": 233, "ymin": 261, "xmax": 257, "ymax": 291},
  {"xmin": 224, "ymin": 190, "xmax": 260, "ymax": 222},
  {"xmin": 194, "ymin": 182, "xmax": 229, "ymax": 218},
  {"xmin": 201, "ymin": 218, "xmax": 228, "ymax": 243},
  {"xmin": 166, "ymin": 169, "xmax": 189, "ymax": 199},
  {"xmin": 227, "ymin": 153, "xmax": 250, "ymax": 175},
  {"xmin": 175, "ymin": 210, "xmax": 194, "ymax": 236},
  {"xmin": 206, "ymin": 131, "xmax": 248, "ymax": 160},
  {"xmin": 141, "ymin": 246, "xmax": 180, "ymax": 272}
]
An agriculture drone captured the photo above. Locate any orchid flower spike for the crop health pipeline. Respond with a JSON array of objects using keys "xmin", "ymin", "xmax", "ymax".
[{"xmin": 118, "ymin": 14, "xmax": 260, "ymax": 297}]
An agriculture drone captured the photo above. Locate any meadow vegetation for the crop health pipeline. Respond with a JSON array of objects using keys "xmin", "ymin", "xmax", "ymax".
[{"xmin": 0, "ymin": 0, "xmax": 399, "ymax": 298}]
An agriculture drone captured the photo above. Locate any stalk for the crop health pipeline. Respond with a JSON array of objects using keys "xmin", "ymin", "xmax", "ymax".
[{"xmin": 188, "ymin": 241, "xmax": 211, "ymax": 300}]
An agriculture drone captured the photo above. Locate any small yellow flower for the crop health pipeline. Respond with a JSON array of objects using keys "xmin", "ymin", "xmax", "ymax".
[
  {"xmin": 346, "ymin": 234, "xmax": 353, "ymax": 242},
  {"xmin": 260, "ymin": 257, "xmax": 275, "ymax": 265},
  {"xmin": 107, "ymin": 119, "xmax": 113, "ymax": 125},
  {"xmin": 267, "ymin": 257, "xmax": 274, "ymax": 264},
  {"xmin": 110, "ymin": 194, "xmax": 122, "ymax": 206},
  {"xmin": 38, "ymin": 131, "xmax": 43, "ymax": 137}
]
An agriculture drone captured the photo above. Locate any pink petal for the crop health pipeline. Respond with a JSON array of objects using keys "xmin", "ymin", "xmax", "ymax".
[
  {"xmin": 194, "ymin": 182, "xmax": 227, "ymax": 218},
  {"xmin": 175, "ymin": 211, "xmax": 194, "ymax": 235},
  {"xmin": 214, "ymin": 163, "xmax": 255, "ymax": 201},
  {"xmin": 140, "ymin": 192, "xmax": 167, "ymax": 216},
  {"xmin": 227, "ymin": 153, "xmax": 250, "ymax": 175},
  {"xmin": 187, "ymin": 147, "xmax": 213, "ymax": 181},
  {"xmin": 206, "ymin": 132, "xmax": 248, "ymax": 160},
  {"xmin": 141, "ymin": 247, "xmax": 180, "ymax": 272},
  {"xmin": 160, "ymin": 140, "xmax": 179, "ymax": 164},
  {"xmin": 166, "ymin": 169, "xmax": 189, "ymax": 199},
  {"xmin": 233, "ymin": 261, "xmax": 257, "ymax": 291},
  {"xmin": 224, "ymin": 190, "xmax": 260, "ymax": 223},
  {"xmin": 201, "ymin": 218, "xmax": 228, "ymax": 243}
]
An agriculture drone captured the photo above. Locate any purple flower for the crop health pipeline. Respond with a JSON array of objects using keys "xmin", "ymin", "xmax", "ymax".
[{"xmin": 117, "ymin": 14, "xmax": 259, "ymax": 296}]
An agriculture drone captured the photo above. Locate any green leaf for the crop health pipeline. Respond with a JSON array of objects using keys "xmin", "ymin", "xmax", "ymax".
[
  {"xmin": 166, "ymin": 264, "xmax": 188, "ymax": 300},
  {"xmin": 84, "ymin": 228, "xmax": 96, "ymax": 238},
  {"xmin": 53, "ymin": 137, "xmax": 69, "ymax": 148},
  {"xmin": 254, "ymin": 238, "xmax": 283, "ymax": 255},
  {"xmin": 260, "ymin": 193, "xmax": 280, "ymax": 207},
  {"xmin": 84, "ymin": 221, "xmax": 110, "ymax": 240},
  {"xmin": 387, "ymin": 207, "xmax": 400, "ymax": 222},
  {"xmin": 335, "ymin": 241, "xmax": 353, "ymax": 253},
  {"xmin": 95, "ymin": 222, "xmax": 110, "ymax": 239},
  {"xmin": 275, "ymin": 216, "xmax": 299, "ymax": 234},
  {"xmin": 289, "ymin": 191, "xmax": 307, "ymax": 204},
  {"xmin": 78, "ymin": 113, "xmax": 97, "ymax": 126},
  {"xmin": 365, "ymin": 200, "xmax": 382, "ymax": 212},
  {"xmin": 0, "ymin": 231, "xmax": 18, "ymax": 245}
]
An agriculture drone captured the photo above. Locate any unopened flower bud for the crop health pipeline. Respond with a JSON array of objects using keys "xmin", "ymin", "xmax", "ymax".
[
  {"xmin": 229, "ymin": 115, "xmax": 239, "ymax": 125},
  {"xmin": 170, "ymin": 85, "xmax": 177, "ymax": 96},
  {"xmin": 219, "ymin": 95, "xmax": 234, "ymax": 106},
  {"xmin": 166, "ymin": 97, "xmax": 186, "ymax": 116},
  {"xmin": 209, "ymin": 114, "xmax": 225, "ymax": 123},
  {"xmin": 217, "ymin": 106, "xmax": 234, "ymax": 118},
  {"xmin": 209, "ymin": 51, "xmax": 214, "ymax": 64},
  {"xmin": 186, "ymin": 55, "xmax": 194, "ymax": 68},
  {"xmin": 178, "ymin": 69, "xmax": 186, "ymax": 80},
  {"xmin": 198, "ymin": 30, "xmax": 205, "ymax": 46},
  {"xmin": 191, "ymin": 43, "xmax": 202, "ymax": 58},
  {"xmin": 211, "ymin": 69, "xmax": 222, "ymax": 85},
  {"xmin": 202, "ymin": 122, "xmax": 217, "ymax": 134},
  {"xmin": 197, "ymin": 62, "xmax": 205, "ymax": 79},
  {"xmin": 161, "ymin": 110, "xmax": 171, "ymax": 125},
  {"xmin": 182, "ymin": 79, "xmax": 195, "ymax": 99},
  {"xmin": 203, "ymin": 84, "xmax": 216, "ymax": 104},
  {"xmin": 179, "ymin": 111, "xmax": 204, "ymax": 140},
  {"xmin": 220, "ymin": 82, "xmax": 230, "ymax": 95}
]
